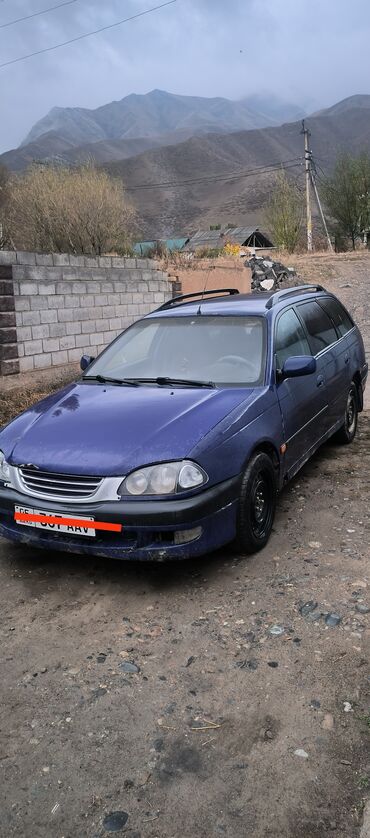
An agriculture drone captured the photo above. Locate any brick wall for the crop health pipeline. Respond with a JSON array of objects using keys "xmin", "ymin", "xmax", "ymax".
[
  {"xmin": 0, "ymin": 261, "xmax": 18, "ymax": 374},
  {"xmin": 0, "ymin": 251, "xmax": 172, "ymax": 375}
]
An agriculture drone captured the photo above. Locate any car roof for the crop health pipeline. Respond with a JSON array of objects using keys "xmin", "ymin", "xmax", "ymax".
[{"xmin": 145, "ymin": 287, "xmax": 331, "ymax": 319}]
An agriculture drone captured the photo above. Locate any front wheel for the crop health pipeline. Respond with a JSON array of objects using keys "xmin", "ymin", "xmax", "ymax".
[
  {"xmin": 334, "ymin": 383, "xmax": 358, "ymax": 444},
  {"xmin": 235, "ymin": 452, "xmax": 277, "ymax": 554}
]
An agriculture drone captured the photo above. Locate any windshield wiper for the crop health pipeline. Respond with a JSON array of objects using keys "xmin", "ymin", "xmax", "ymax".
[
  {"xmin": 131, "ymin": 377, "xmax": 216, "ymax": 389},
  {"xmin": 82, "ymin": 374, "xmax": 140, "ymax": 387},
  {"xmin": 83, "ymin": 375, "xmax": 216, "ymax": 388}
]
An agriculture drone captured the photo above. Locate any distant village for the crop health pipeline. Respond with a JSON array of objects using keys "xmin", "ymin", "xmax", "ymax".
[{"xmin": 133, "ymin": 225, "xmax": 274, "ymax": 257}]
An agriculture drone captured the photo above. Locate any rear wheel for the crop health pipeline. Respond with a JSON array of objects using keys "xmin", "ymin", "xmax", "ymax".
[
  {"xmin": 235, "ymin": 452, "xmax": 277, "ymax": 554},
  {"xmin": 334, "ymin": 383, "xmax": 358, "ymax": 444}
]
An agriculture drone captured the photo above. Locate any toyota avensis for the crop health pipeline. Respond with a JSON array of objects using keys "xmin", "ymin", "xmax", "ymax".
[{"xmin": 0, "ymin": 285, "xmax": 367, "ymax": 561}]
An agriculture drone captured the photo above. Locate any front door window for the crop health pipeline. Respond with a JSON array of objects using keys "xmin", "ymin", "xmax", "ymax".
[{"xmin": 275, "ymin": 308, "xmax": 311, "ymax": 368}]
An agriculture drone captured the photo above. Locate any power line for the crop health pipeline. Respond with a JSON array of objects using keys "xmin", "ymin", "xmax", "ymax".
[
  {"xmin": 311, "ymin": 159, "xmax": 327, "ymax": 186},
  {"xmin": 0, "ymin": 0, "xmax": 78, "ymax": 30},
  {"xmin": 126, "ymin": 158, "xmax": 304, "ymax": 192},
  {"xmin": 127, "ymin": 161, "xmax": 303, "ymax": 191},
  {"xmin": 0, "ymin": 0, "xmax": 178, "ymax": 69}
]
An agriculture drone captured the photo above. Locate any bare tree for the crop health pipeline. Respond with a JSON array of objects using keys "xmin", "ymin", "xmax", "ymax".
[
  {"xmin": 5, "ymin": 162, "xmax": 136, "ymax": 254},
  {"xmin": 265, "ymin": 172, "xmax": 304, "ymax": 253}
]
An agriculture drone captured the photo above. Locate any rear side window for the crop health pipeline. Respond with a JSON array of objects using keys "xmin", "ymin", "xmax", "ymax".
[
  {"xmin": 318, "ymin": 297, "xmax": 354, "ymax": 337},
  {"xmin": 275, "ymin": 308, "xmax": 311, "ymax": 368},
  {"xmin": 298, "ymin": 301, "xmax": 338, "ymax": 354}
]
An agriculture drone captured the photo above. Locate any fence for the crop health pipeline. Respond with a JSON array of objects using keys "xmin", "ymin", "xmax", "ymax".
[{"xmin": 0, "ymin": 251, "xmax": 172, "ymax": 375}]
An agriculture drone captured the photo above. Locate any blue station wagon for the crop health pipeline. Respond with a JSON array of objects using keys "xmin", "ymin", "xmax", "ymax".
[{"xmin": 0, "ymin": 285, "xmax": 367, "ymax": 560}]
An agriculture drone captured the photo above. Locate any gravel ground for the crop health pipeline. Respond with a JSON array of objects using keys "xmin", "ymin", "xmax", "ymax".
[
  {"xmin": 0, "ymin": 253, "xmax": 369, "ymax": 837},
  {"xmin": 0, "ymin": 416, "xmax": 369, "ymax": 837}
]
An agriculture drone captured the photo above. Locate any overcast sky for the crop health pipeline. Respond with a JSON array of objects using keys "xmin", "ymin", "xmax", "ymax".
[{"xmin": 0, "ymin": 0, "xmax": 369, "ymax": 152}]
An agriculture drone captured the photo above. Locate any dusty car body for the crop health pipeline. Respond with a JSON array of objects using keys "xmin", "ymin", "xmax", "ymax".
[{"xmin": 0, "ymin": 285, "xmax": 367, "ymax": 560}]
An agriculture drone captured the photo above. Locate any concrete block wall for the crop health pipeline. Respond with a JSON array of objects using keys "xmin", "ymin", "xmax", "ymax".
[{"xmin": 0, "ymin": 252, "xmax": 172, "ymax": 375}]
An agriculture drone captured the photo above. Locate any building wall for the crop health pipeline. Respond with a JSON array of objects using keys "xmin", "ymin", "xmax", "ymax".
[
  {"xmin": 167, "ymin": 256, "xmax": 251, "ymax": 298},
  {"xmin": 0, "ymin": 251, "xmax": 172, "ymax": 375}
]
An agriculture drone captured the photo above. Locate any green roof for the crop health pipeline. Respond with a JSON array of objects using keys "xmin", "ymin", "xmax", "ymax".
[{"xmin": 134, "ymin": 237, "xmax": 189, "ymax": 255}]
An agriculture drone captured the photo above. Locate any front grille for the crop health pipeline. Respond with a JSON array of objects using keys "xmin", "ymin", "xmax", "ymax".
[{"xmin": 19, "ymin": 467, "xmax": 103, "ymax": 499}]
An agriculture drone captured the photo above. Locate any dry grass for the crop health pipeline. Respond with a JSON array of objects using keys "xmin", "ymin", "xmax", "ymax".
[
  {"xmin": 273, "ymin": 248, "xmax": 370, "ymax": 283},
  {"xmin": 0, "ymin": 367, "xmax": 77, "ymax": 428},
  {"xmin": 0, "ymin": 389, "xmax": 51, "ymax": 428}
]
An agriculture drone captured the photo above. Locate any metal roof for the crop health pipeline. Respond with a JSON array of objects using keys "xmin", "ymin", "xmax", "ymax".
[
  {"xmin": 165, "ymin": 237, "xmax": 189, "ymax": 251},
  {"xmin": 187, "ymin": 230, "xmax": 224, "ymax": 242},
  {"xmin": 134, "ymin": 237, "xmax": 189, "ymax": 255},
  {"xmin": 184, "ymin": 230, "xmax": 224, "ymax": 249},
  {"xmin": 228, "ymin": 226, "xmax": 271, "ymax": 244},
  {"xmin": 134, "ymin": 228, "xmax": 273, "ymax": 255}
]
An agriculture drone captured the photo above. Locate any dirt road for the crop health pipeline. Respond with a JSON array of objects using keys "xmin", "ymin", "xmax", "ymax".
[
  {"xmin": 1, "ymin": 251, "xmax": 370, "ymax": 837},
  {"xmin": 1, "ymin": 417, "xmax": 369, "ymax": 838}
]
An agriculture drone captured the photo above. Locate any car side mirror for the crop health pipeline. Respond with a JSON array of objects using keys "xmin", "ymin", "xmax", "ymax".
[
  {"xmin": 80, "ymin": 354, "xmax": 95, "ymax": 371},
  {"xmin": 279, "ymin": 355, "xmax": 317, "ymax": 380}
]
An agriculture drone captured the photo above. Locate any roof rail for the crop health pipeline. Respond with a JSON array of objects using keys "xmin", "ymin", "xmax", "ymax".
[
  {"xmin": 265, "ymin": 284, "xmax": 325, "ymax": 309},
  {"xmin": 156, "ymin": 288, "xmax": 240, "ymax": 311}
]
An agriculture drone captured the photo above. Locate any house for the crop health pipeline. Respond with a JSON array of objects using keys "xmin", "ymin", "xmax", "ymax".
[
  {"xmin": 226, "ymin": 226, "xmax": 274, "ymax": 250},
  {"xmin": 133, "ymin": 227, "xmax": 274, "ymax": 257},
  {"xmin": 184, "ymin": 226, "xmax": 274, "ymax": 253}
]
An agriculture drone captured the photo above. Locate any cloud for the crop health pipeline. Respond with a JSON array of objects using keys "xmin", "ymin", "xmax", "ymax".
[{"xmin": 1, "ymin": 0, "xmax": 370, "ymax": 151}]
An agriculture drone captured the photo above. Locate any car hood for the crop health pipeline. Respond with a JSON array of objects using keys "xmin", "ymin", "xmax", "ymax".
[{"xmin": 1, "ymin": 382, "xmax": 257, "ymax": 476}]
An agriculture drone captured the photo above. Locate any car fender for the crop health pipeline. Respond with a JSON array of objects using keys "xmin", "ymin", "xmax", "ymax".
[{"xmin": 190, "ymin": 388, "xmax": 284, "ymax": 487}]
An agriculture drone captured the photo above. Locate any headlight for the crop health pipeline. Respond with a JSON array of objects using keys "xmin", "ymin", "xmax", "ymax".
[
  {"xmin": 0, "ymin": 450, "xmax": 11, "ymax": 483},
  {"xmin": 119, "ymin": 460, "xmax": 208, "ymax": 496}
]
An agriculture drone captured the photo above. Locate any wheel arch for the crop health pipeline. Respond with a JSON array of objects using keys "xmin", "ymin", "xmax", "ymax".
[
  {"xmin": 352, "ymin": 371, "xmax": 363, "ymax": 411},
  {"xmin": 247, "ymin": 441, "xmax": 281, "ymax": 484}
]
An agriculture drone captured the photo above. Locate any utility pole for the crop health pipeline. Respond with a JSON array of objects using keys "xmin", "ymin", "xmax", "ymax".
[{"xmin": 301, "ymin": 120, "xmax": 313, "ymax": 252}]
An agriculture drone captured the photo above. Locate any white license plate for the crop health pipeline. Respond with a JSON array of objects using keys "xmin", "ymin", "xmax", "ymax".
[{"xmin": 14, "ymin": 505, "xmax": 96, "ymax": 537}]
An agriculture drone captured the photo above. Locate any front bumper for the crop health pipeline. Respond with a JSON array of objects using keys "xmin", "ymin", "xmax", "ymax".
[{"xmin": 0, "ymin": 475, "xmax": 240, "ymax": 561}]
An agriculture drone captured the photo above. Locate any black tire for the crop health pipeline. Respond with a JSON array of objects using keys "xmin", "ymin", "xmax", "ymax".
[
  {"xmin": 235, "ymin": 452, "xmax": 277, "ymax": 554},
  {"xmin": 334, "ymin": 382, "xmax": 358, "ymax": 445}
]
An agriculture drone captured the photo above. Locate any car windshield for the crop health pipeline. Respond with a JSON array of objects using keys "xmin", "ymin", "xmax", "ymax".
[{"xmin": 84, "ymin": 315, "xmax": 266, "ymax": 387}]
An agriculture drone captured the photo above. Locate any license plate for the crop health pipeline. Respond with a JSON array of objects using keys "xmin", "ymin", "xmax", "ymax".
[{"xmin": 14, "ymin": 505, "xmax": 96, "ymax": 537}]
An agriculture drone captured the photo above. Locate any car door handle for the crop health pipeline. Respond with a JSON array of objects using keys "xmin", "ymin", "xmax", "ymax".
[
  {"xmin": 316, "ymin": 375, "xmax": 325, "ymax": 388},
  {"xmin": 344, "ymin": 354, "xmax": 349, "ymax": 365}
]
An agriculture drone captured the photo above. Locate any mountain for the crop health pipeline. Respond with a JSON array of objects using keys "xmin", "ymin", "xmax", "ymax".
[
  {"xmin": 241, "ymin": 93, "xmax": 305, "ymax": 125},
  {"xmin": 21, "ymin": 89, "xmax": 305, "ymax": 148},
  {"xmin": 0, "ymin": 132, "xmax": 77, "ymax": 172},
  {"xmin": 102, "ymin": 105, "xmax": 370, "ymax": 237},
  {"xmin": 314, "ymin": 94, "xmax": 370, "ymax": 117},
  {"xmin": 0, "ymin": 128, "xmax": 203, "ymax": 172},
  {"xmin": 3, "ymin": 91, "xmax": 370, "ymax": 240},
  {"xmin": 0, "ymin": 89, "xmax": 305, "ymax": 173}
]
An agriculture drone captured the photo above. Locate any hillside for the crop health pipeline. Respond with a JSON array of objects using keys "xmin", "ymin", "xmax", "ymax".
[
  {"xmin": 105, "ymin": 106, "xmax": 370, "ymax": 236},
  {"xmin": 2, "ymin": 92, "xmax": 368, "ymax": 178},
  {"xmin": 22, "ymin": 89, "xmax": 305, "ymax": 148},
  {"xmin": 0, "ymin": 128, "xmax": 202, "ymax": 172},
  {"xmin": 3, "ymin": 93, "xmax": 370, "ymax": 239},
  {"xmin": 0, "ymin": 90, "xmax": 305, "ymax": 173},
  {"xmin": 314, "ymin": 93, "xmax": 370, "ymax": 117}
]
